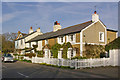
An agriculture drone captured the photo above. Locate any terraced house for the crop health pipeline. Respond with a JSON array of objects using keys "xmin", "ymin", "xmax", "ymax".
[{"xmin": 15, "ymin": 11, "xmax": 118, "ymax": 59}]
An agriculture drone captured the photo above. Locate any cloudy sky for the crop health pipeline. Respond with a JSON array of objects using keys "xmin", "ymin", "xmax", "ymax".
[{"xmin": 2, "ymin": 2, "xmax": 118, "ymax": 34}]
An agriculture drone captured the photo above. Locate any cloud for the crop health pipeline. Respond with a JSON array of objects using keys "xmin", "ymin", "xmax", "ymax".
[{"xmin": 2, "ymin": 11, "xmax": 28, "ymax": 22}]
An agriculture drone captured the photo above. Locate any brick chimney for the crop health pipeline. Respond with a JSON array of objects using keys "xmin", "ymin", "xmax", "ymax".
[
  {"xmin": 29, "ymin": 26, "xmax": 34, "ymax": 34},
  {"xmin": 53, "ymin": 21, "xmax": 61, "ymax": 32},
  {"xmin": 92, "ymin": 11, "xmax": 99, "ymax": 22}
]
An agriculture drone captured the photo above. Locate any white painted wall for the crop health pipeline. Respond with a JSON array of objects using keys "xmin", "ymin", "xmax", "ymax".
[
  {"xmin": 25, "ymin": 32, "xmax": 42, "ymax": 42},
  {"xmin": 31, "ymin": 42, "xmax": 37, "ymax": 48},
  {"xmin": 25, "ymin": 43, "xmax": 30, "ymax": 48},
  {"xmin": 109, "ymin": 49, "xmax": 120, "ymax": 66},
  {"xmin": 37, "ymin": 41, "xmax": 42, "ymax": 51}
]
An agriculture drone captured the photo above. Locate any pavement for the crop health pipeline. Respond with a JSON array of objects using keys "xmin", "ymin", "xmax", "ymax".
[{"xmin": 2, "ymin": 61, "xmax": 119, "ymax": 79}]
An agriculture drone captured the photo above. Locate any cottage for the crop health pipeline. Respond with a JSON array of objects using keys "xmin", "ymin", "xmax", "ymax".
[{"xmin": 15, "ymin": 11, "xmax": 118, "ymax": 58}]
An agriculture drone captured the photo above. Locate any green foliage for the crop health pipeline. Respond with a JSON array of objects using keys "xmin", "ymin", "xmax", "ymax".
[
  {"xmin": 71, "ymin": 56, "xmax": 87, "ymax": 59},
  {"xmin": 100, "ymin": 52, "xmax": 106, "ymax": 58},
  {"xmin": 24, "ymin": 53, "xmax": 36, "ymax": 58},
  {"xmin": 21, "ymin": 59, "xmax": 32, "ymax": 63},
  {"xmin": 83, "ymin": 44, "xmax": 105, "ymax": 58},
  {"xmin": 37, "ymin": 50, "xmax": 44, "ymax": 57},
  {"xmin": 32, "ymin": 45, "xmax": 38, "ymax": 53},
  {"xmin": 50, "ymin": 42, "xmax": 72, "ymax": 59},
  {"xmin": 62, "ymin": 42, "xmax": 72, "ymax": 59},
  {"xmin": 105, "ymin": 37, "xmax": 120, "ymax": 51},
  {"xmin": 13, "ymin": 53, "xmax": 18, "ymax": 56},
  {"xmin": 51, "ymin": 43, "xmax": 62, "ymax": 58}
]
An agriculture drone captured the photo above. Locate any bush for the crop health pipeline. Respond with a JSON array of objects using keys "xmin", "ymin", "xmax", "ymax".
[
  {"xmin": 24, "ymin": 53, "xmax": 36, "ymax": 58},
  {"xmin": 71, "ymin": 56, "xmax": 87, "ymax": 60},
  {"xmin": 51, "ymin": 43, "xmax": 62, "ymax": 58},
  {"xmin": 62, "ymin": 42, "xmax": 72, "ymax": 59},
  {"xmin": 13, "ymin": 54, "xmax": 18, "ymax": 56},
  {"xmin": 21, "ymin": 59, "xmax": 31, "ymax": 63},
  {"xmin": 83, "ymin": 44, "xmax": 105, "ymax": 58},
  {"xmin": 37, "ymin": 54, "xmax": 44, "ymax": 57},
  {"xmin": 100, "ymin": 52, "xmax": 106, "ymax": 58}
]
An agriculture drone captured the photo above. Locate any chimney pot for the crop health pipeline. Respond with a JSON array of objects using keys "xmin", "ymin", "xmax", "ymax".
[
  {"xmin": 94, "ymin": 11, "xmax": 97, "ymax": 14},
  {"xmin": 30, "ymin": 26, "xmax": 32, "ymax": 29}
]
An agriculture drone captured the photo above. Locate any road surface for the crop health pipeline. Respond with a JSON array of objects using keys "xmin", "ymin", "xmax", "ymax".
[{"xmin": 2, "ymin": 61, "xmax": 119, "ymax": 79}]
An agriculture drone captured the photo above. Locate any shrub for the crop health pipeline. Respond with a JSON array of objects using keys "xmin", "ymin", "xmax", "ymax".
[
  {"xmin": 51, "ymin": 43, "xmax": 62, "ymax": 58},
  {"xmin": 100, "ymin": 52, "xmax": 106, "ymax": 58},
  {"xmin": 24, "ymin": 53, "xmax": 36, "ymax": 58},
  {"xmin": 62, "ymin": 42, "xmax": 72, "ymax": 59},
  {"xmin": 22, "ymin": 59, "xmax": 31, "ymax": 63},
  {"xmin": 83, "ymin": 44, "xmax": 105, "ymax": 58},
  {"xmin": 105, "ymin": 37, "xmax": 120, "ymax": 51},
  {"xmin": 37, "ymin": 50, "xmax": 44, "ymax": 57},
  {"xmin": 13, "ymin": 54, "xmax": 18, "ymax": 56},
  {"xmin": 71, "ymin": 56, "xmax": 87, "ymax": 60}
]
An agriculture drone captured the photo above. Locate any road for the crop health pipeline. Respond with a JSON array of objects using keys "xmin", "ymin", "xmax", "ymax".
[{"xmin": 2, "ymin": 61, "xmax": 119, "ymax": 79}]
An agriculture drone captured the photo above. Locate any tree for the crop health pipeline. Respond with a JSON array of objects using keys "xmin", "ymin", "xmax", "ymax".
[{"xmin": 2, "ymin": 32, "xmax": 17, "ymax": 53}]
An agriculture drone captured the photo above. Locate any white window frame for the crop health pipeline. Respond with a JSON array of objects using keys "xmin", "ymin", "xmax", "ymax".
[
  {"xmin": 58, "ymin": 36, "xmax": 65, "ymax": 44},
  {"xmin": 68, "ymin": 34, "xmax": 76, "ymax": 44},
  {"xmin": 45, "ymin": 39, "xmax": 48, "ymax": 45},
  {"xmin": 99, "ymin": 32, "xmax": 104, "ymax": 42}
]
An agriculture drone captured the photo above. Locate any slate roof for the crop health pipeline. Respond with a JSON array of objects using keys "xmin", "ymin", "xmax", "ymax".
[
  {"xmin": 16, "ymin": 31, "xmax": 37, "ymax": 41},
  {"xmin": 26, "ymin": 20, "xmax": 93, "ymax": 43},
  {"xmin": 107, "ymin": 29, "xmax": 118, "ymax": 32}
]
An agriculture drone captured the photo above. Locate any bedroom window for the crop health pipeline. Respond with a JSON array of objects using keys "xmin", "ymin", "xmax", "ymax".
[
  {"xmin": 71, "ymin": 35, "xmax": 73, "ymax": 41},
  {"xmin": 21, "ymin": 40, "xmax": 22, "ymax": 45},
  {"xmin": 61, "ymin": 36, "xmax": 63, "ymax": 43},
  {"xmin": 45, "ymin": 39, "xmax": 48, "ymax": 45},
  {"xmin": 99, "ymin": 32, "xmax": 104, "ymax": 42}
]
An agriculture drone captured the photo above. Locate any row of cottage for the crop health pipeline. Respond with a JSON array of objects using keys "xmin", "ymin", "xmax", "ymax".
[{"xmin": 15, "ymin": 11, "xmax": 118, "ymax": 59}]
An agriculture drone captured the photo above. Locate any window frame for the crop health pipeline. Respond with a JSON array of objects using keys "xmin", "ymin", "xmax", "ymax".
[
  {"xmin": 99, "ymin": 32, "xmax": 104, "ymax": 42},
  {"xmin": 45, "ymin": 39, "xmax": 48, "ymax": 45}
]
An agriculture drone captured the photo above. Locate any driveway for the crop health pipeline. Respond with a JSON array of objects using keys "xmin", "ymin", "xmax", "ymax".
[{"xmin": 2, "ymin": 61, "xmax": 119, "ymax": 79}]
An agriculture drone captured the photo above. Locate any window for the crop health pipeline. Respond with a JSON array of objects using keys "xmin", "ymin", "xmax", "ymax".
[
  {"xmin": 61, "ymin": 36, "xmax": 63, "ymax": 43},
  {"xmin": 45, "ymin": 39, "xmax": 48, "ymax": 45},
  {"xmin": 71, "ymin": 49, "xmax": 73, "ymax": 58},
  {"xmin": 16, "ymin": 41, "xmax": 18, "ymax": 46},
  {"xmin": 71, "ymin": 35, "xmax": 73, "ymax": 41},
  {"xmin": 99, "ymin": 32, "xmax": 104, "ymax": 42},
  {"xmin": 21, "ymin": 40, "xmax": 22, "ymax": 45}
]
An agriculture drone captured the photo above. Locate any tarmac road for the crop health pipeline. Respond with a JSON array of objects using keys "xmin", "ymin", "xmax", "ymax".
[{"xmin": 2, "ymin": 61, "xmax": 119, "ymax": 79}]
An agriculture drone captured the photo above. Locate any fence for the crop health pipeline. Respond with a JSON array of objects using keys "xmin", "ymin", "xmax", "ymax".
[
  {"xmin": 31, "ymin": 57, "xmax": 110, "ymax": 69},
  {"xmin": 12, "ymin": 49, "xmax": 119, "ymax": 69}
]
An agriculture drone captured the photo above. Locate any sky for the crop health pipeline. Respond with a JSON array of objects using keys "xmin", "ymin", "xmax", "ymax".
[{"xmin": 2, "ymin": 2, "xmax": 118, "ymax": 34}]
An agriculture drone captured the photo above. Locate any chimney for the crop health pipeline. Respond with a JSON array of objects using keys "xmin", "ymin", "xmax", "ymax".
[
  {"xmin": 37, "ymin": 27, "xmax": 41, "ymax": 32},
  {"xmin": 18, "ymin": 31, "xmax": 21, "ymax": 36},
  {"xmin": 18, "ymin": 31, "xmax": 21, "ymax": 34},
  {"xmin": 92, "ymin": 11, "xmax": 99, "ymax": 22},
  {"xmin": 29, "ymin": 26, "xmax": 34, "ymax": 34},
  {"xmin": 53, "ymin": 21, "xmax": 61, "ymax": 32}
]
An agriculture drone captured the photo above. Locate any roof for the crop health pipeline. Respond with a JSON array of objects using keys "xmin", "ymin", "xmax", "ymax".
[
  {"xmin": 26, "ymin": 20, "xmax": 93, "ymax": 43},
  {"xmin": 15, "ymin": 31, "xmax": 37, "ymax": 41},
  {"xmin": 107, "ymin": 29, "xmax": 118, "ymax": 32}
]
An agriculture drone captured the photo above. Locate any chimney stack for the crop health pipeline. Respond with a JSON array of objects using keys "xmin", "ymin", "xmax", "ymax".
[
  {"xmin": 53, "ymin": 21, "xmax": 61, "ymax": 32},
  {"xmin": 37, "ymin": 27, "xmax": 41, "ymax": 32},
  {"xmin": 29, "ymin": 26, "xmax": 34, "ymax": 34},
  {"xmin": 92, "ymin": 11, "xmax": 99, "ymax": 22}
]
